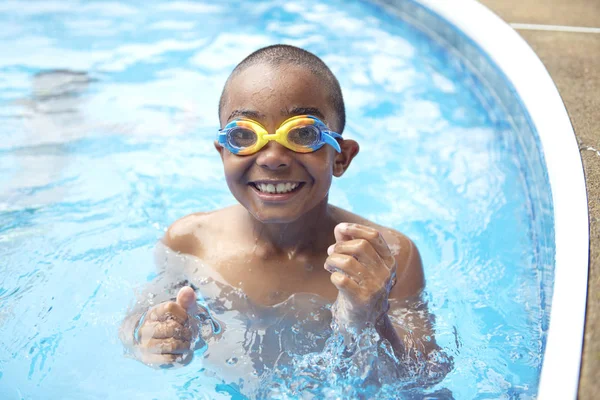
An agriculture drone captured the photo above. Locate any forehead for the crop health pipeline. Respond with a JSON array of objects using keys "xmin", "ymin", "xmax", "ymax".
[{"xmin": 222, "ymin": 63, "xmax": 334, "ymax": 124}]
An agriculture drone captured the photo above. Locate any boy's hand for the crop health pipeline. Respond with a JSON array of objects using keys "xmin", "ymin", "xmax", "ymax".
[
  {"xmin": 325, "ymin": 223, "xmax": 397, "ymax": 327},
  {"xmin": 134, "ymin": 286, "xmax": 198, "ymax": 366}
]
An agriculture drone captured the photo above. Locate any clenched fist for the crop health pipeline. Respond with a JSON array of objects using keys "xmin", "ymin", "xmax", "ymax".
[
  {"xmin": 134, "ymin": 286, "xmax": 199, "ymax": 366},
  {"xmin": 325, "ymin": 223, "xmax": 397, "ymax": 328}
]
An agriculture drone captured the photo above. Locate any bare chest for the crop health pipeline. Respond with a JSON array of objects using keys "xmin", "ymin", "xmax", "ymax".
[{"xmin": 199, "ymin": 251, "xmax": 338, "ymax": 305}]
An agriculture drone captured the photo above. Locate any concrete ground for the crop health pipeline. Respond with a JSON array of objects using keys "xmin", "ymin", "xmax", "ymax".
[{"xmin": 477, "ymin": 1, "xmax": 600, "ymax": 398}]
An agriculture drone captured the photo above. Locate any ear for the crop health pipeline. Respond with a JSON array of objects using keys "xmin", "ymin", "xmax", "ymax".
[
  {"xmin": 333, "ymin": 139, "xmax": 359, "ymax": 177},
  {"xmin": 214, "ymin": 140, "xmax": 225, "ymax": 161}
]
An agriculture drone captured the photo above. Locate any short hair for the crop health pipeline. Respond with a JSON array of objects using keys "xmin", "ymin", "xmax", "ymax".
[{"xmin": 218, "ymin": 44, "xmax": 346, "ymax": 133}]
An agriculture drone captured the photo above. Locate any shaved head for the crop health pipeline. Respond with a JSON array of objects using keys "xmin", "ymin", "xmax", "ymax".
[{"xmin": 219, "ymin": 44, "xmax": 346, "ymax": 133}]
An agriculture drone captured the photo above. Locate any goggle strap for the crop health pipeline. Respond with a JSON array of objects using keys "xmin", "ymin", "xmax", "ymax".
[
  {"xmin": 217, "ymin": 131, "xmax": 228, "ymax": 145},
  {"xmin": 322, "ymin": 131, "xmax": 342, "ymax": 152}
]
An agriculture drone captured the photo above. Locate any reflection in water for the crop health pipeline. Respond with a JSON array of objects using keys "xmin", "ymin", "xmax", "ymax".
[
  {"xmin": 125, "ymin": 243, "xmax": 452, "ymax": 399},
  {"xmin": 22, "ymin": 69, "xmax": 93, "ymax": 142},
  {"xmin": 30, "ymin": 70, "xmax": 92, "ymax": 110},
  {"xmin": 3, "ymin": 70, "xmax": 92, "ymax": 210}
]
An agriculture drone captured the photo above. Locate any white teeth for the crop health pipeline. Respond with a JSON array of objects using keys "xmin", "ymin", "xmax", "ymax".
[{"xmin": 255, "ymin": 182, "xmax": 299, "ymax": 194}]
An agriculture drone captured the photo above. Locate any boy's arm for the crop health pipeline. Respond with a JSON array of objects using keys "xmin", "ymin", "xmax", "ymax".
[
  {"xmin": 119, "ymin": 270, "xmax": 199, "ymax": 366},
  {"xmin": 120, "ymin": 215, "xmax": 204, "ymax": 366},
  {"xmin": 327, "ymin": 224, "xmax": 451, "ymax": 383},
  {"xmin": 382, "ymin": 235, "xmax": 435, "ymax": 354},
  {"xmin": 378, "ymin": 235, "xmax": 452, "ymax": 384}
]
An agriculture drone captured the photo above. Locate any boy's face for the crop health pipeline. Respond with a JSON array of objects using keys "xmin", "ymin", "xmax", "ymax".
[{"xmin": 217, "ymin": 63, "xmax": 357, "ymax": 224}]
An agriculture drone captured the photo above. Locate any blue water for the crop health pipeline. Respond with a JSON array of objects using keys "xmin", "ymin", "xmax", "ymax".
[{"xmin": 0, "ymin": 0, "xmax": 553, "ymax": 399}]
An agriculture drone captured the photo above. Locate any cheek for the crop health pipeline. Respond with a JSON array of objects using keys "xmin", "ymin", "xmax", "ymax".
[
  {"xmin": 222, "ymin": 155, "xmax": 254, "ymax": 188},
  {"xmin": 304, "ymin": 152, "xmax": 335, "ymax": 185},
  {"xmin": 222, "ymin": 154, "xmax": 250, "ymax": 175},
  {"xmin": 315, "ymin": 163, "xmax": 333, "ymax": 180}
]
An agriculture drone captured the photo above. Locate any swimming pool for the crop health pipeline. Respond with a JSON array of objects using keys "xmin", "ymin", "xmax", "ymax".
[{"xmin": 0, "ymin": 0, "xmax": 579, "ymax": 398}]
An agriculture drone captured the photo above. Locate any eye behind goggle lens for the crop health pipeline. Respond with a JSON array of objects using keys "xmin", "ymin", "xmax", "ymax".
[
  {"xmin": 288, "ymin": 126, "xmax": 320, "ymax": 147},
  {"xmin": 228, "ymin": 128, "xmax": 257, "ymax": 148}
]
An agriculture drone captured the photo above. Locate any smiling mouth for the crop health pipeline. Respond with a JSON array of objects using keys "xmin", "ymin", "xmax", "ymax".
[{"xmin": 249, "ymin": 181, "xmax": 305, "ymax": 195}]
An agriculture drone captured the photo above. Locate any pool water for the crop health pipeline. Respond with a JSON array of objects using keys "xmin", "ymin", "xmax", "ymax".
[{"xmin": 0, "ymin": 0, "xmax": 553, "ymax": 399}]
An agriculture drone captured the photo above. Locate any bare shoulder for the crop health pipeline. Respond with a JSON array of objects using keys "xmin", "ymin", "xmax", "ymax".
[
  {"xmin": 163, "ymin": 212, "xmax": 208, "ymax": 257},
  {"xmin": 331, "ymin": 205, "xmax": 425, "ymax": 298},
  {"xmin": 163, "ymin": 206, "xmax": 238, "ymax": 257},
  {"xmin": 381, "ymin": 226, "xmax": 425, "ymax": 299}
]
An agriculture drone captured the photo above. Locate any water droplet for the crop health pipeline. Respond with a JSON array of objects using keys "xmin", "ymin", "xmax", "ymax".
[
  {"xmin": 226, "ymin": 357, "xmax": 238, "ymax": 365},
  {"xmin": 198, "ymin": 277, "xmax": 209, "ymax": 285},
  {"xmin": 510, "ymin": 351, "xmax": 523, "ymax": 360}
]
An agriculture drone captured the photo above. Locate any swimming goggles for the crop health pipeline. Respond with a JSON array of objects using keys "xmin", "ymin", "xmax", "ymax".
[{"xmin": 217, "ymin": 115, "xmax": 342, "ymax": 155}]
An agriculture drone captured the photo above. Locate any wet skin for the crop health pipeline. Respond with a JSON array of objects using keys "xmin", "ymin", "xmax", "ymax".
[{"xmin": 123, "ymin": 62, "xmax": 432, "ymax": 366}]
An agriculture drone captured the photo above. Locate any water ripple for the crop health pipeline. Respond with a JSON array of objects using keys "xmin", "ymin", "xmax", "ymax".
[{"xmin": 0, "ymin": 0, "xmax": 551, "ymax": 398}]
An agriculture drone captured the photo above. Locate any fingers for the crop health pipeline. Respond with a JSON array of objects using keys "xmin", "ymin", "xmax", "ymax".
[
  {"xmin": 137, "ymin": 307, "xmax": 194, "ymax": 362},
  {"xmin": 147, "ymin": 301, "xmax": 189, "ymax": 325},
  {"xmin": 143, "ymin": 337, "xmax": 191, "ymax": 354},
  {"xmin": 330, "ymin": 271, "xmax": 360, "ymax": 295},
  {"xmin": 134, "ymin": 288, "xmax": 199, "ymax": 367},
  {"xmin": 325, "ymin": 253, "xmax": 369, "ymax": 284},
  {"xmin": 328, "ymin": 238, "xmax": 382, "ymax": 267},
  {"xmin": 138, "ymin": 298, "xmax": 193, "ymax": 349},
  {"xmin": 334, "ymin": 223, "xmax": 392, "ymax": 261},
  {"xmin": 138, "ymin": 319, "xmax": 193, "ymax": 341}
]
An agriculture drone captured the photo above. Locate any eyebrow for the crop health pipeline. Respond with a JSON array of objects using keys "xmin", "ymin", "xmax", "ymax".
[
  {"xmin": 227, "ymin": 109, "xmax": 266, "ymax": 121},
  {"xmin": 227, "ymin": 107, "xmax": 327, "ymax": 123},
  {"xmin": 284, "ymin": 107, "xmax": 326, "ymax": 121}
]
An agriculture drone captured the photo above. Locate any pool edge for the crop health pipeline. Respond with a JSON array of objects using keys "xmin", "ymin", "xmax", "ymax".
[{"xmin": 372, "ymin": 0, "xmax": 589, "ymax": 398}]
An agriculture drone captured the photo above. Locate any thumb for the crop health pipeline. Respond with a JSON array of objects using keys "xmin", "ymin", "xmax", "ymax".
[{"xmin": 176, "ymin": 286, "xmax": 197, "ymax": 313}]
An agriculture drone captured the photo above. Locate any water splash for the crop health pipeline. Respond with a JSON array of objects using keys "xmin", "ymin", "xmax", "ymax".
[
  {"xmin": 146, "ymin": 245, "xmax": 454, "ymax": 398},
  {"xmin": 255, "ymin": 318, "xmax": 452, "ymax": 399}
]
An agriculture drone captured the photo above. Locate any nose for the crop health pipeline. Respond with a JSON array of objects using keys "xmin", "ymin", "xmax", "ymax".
[{"xmin": 255, "ymin": 141, "xmax": 292, "ymax": 171}]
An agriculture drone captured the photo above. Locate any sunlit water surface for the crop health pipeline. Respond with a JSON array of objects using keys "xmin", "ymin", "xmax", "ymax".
[{"xmin": 0, "ymin": 0, "xmax": 552, "ymax": 399}]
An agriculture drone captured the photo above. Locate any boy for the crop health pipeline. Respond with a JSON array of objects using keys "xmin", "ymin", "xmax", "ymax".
[{"xmin": 121, "ymin": 44, "xmax": 439, "ymax": 376}]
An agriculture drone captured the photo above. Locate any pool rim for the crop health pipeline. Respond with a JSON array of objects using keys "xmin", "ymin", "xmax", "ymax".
[{"xmin": 392, "ymin": 0, "xmax": 589, "ymax": 398}]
